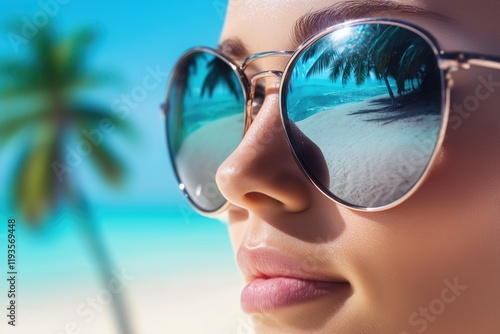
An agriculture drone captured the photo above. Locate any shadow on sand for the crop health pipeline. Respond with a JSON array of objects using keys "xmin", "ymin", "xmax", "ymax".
[{"xmin": 348, "ymin": 92, "xmax": 441, "ymax": 125}]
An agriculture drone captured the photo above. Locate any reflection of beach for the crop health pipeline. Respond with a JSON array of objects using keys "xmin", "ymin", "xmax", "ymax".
[
  {"xmin": 297, "ymin": 94, "xmax": 441, "ymax": 207},
  {"xmin": 176, "ymin": 114, "xmax": 244, "ymax": 208}
]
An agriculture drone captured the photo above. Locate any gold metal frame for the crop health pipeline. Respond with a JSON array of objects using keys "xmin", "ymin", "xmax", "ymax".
[
  {"xmin": 163, "ymin": 47, "xmax": 249, "ymax": 216},
  {"xmin": 164, "ymin": 18, "xmax": 500, "ymax": 215}
]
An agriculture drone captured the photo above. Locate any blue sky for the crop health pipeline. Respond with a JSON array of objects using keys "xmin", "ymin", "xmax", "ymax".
[
  {"xmin": 0, "ymin": 5, "xmax": 241, "ymax": 334},
  {"xmin": 0, "ymin": 0, "xmax": 229, "ymax": 210}
]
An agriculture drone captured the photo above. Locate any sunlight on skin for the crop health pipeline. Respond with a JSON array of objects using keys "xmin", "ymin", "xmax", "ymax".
[{"xmin": 213, "ymin": 0, "xmax": 500, "ymax": 333}]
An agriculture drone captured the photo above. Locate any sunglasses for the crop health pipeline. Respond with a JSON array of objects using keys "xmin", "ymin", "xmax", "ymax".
[{"xmin": 163, "ymin": 18, "xmax": 500, "ymax": 214}]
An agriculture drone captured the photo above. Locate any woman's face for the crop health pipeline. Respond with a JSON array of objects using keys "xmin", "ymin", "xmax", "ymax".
[{"xmin": 214, "ymin": 0, "xmax": 500, "ymax": 333}]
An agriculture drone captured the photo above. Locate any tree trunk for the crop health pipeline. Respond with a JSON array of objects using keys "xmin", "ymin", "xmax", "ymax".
[
  {"xmin": 68, "ymin": 184, "xmax": 134, "ymax": 334},
  {"xmin": 76, "ymin": 210, "xmax": 134, "ymax": 334},
  {"xmin": 383, "ymin": 73, "xmax": 397, "ymax": 108}
]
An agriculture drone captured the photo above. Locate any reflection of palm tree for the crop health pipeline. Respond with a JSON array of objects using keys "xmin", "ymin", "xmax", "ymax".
[
  {"xmin": 370, "ymin": 26, "xmax": 432, "ymax": 98},
  {"xmin": 201, "ymin": 57, "xmax": 241, "ymax": 100},
  {"xmin": 302, "ymin": 24, "xmax": 432, "ymax": 109},
  {"xmin": 0, "ymin": 23, "xmax": 134, "ymax": 334},
  {"xmin": 170, "ymin": 53, "xmax": 242, "ymax": 152},
  {"xmin": 170, "ymin": 52, "xmax": 203, "ymax": 153}
]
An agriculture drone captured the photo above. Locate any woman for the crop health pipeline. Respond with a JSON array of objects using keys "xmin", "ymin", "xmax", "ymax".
[{"xmin": 165, "ymin": 0, "xmax": 500, "ymax": 332}]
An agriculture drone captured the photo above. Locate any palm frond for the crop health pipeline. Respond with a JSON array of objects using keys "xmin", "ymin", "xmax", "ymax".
[
  {"xmin": 1, "ymin": 21, "xmax": 132, "ymax": 224},
  {"xmin": 306, "ymin": 49, "xmax": 338, "ymax": 78},
  {"xmin": 32, "ymin": 26, "xmax": 60, "ymax": 89},
  {"xmin": 70, "ymin": 70, "xmax": 121, "ymax": 90},
  {"xmin": 175, "ymin": 52, "xmax": 204, "ymax": 98},
  {"xmin": 72, "ymin": 103, "xmax": 137, "ymax": 139},
  {"xmin": 0, "ymin": 61, "xmax": 43, "ymax": 98},
  {"xmin": 58, "ymin": 28, "xmax": 99, "ymax": 86},
  {"xmin": 301, "ymin": 38, "xmax": 329, "ymax": 64},
  {"xmin": 201, "ymin": 57, "xmax": 241, "ymax": 100},
  {"xmin": 0, "ymin": 61, "xmax": 37, "ymax": 81},
  {"xmin": 0, "ymin": 111, "xmax": 48, "ymax": 146},
  {"xmin": 397, "ymin": 43, "xmax": 429, "ymax": 85},
  {"xmin": 342, "ymin": 59, "xmax": 354, "ymax": 85},
  {"xmin": 12, "ymin": 132, "xmax": 58, "ymax": 224},
  {"xmin": 0, "ymin": 84, "xmax": 43, "ymax": 99},
  {"xmin": 328, "ymin": 57, "xmax": 345, "ymax": 82},
  {"xmin": 85, "ymin": 141, "xmax": 127, "ymax": 186},
  {"xmin": 355, "ymin": 57, "xmax": 369, "ymax": 86}
]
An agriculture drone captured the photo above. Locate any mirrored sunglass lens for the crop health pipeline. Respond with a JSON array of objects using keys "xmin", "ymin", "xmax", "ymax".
[
  {"xmin": 166, "ymin": 51, "xmax": 245, "ymax": 212},
  {"xmin": 285, "ymin": 24, "xmax": 443, "ymax": 208}
]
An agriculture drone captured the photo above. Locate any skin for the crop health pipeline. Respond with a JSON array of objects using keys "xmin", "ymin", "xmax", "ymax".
[{"xmin": 212, "ymin": 1, "xmax": 500, "ymax": 333}]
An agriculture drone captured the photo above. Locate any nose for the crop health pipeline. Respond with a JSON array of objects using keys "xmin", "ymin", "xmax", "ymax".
[{"xmin": 215, "ymin": 87, "xmax": 330, "ymax": 217}]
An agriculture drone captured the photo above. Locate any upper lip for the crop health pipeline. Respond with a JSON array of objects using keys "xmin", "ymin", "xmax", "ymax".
[{"xmin": 237, "ymin": 243, "xmax": 349, "ymax": 283}]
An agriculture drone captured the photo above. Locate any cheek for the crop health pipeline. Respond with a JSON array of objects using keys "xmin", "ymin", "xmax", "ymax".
[
  {"xmin": 381, "ymin": 67, "xmax": 500, "ymax": 225},
  {"xmin": 428, "ymin": 68, "xmax": 500, "ymax": 213},
  {"xmin": 343, "ymin": 207, "xmax": 500, "ymax": 331},
  {"xmin": 342, "ymin": 67, "xmax": 500, "ymax": 328}
]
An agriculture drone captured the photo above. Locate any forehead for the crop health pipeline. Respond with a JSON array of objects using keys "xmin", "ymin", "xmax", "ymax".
[{"xmin": 220, "ymin": 0, "xmax": 500, "ymax": 58}]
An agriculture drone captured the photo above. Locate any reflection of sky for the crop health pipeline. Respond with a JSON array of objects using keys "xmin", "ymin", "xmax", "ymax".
[{"xmin": 0, "ymin": 0, "xmax": 227, "ymax": 210}]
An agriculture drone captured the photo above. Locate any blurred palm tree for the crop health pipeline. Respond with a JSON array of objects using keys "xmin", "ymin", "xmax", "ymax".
[{"xmin": 0, "ymin": 22, "xmax": 135, "ymax": 334}]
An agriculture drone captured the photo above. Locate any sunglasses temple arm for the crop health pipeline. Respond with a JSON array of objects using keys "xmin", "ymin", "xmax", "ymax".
[{"xmin": 439, "ymin": 52, "xmax": 500, "ymax": 71}]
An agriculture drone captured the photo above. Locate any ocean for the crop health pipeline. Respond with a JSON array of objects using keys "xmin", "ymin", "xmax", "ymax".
[
  {"xmin": 286, "ymin": 76, "xmax": 393, "ymax": 122},
  {"xmin": 0, "ymin": 208, "xmax": 242, "ymax": 334}
]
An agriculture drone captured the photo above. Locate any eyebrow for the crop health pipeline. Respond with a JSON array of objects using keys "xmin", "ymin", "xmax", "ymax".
[
  {"xmin": 218, "ymin": 37, "xmax": 249, "ymax": 59},
  {"xmin": 292, "ymin": 0, "xmax": 452, "ymax": 45},
  {"xmin": 218, "ymin": 0, "xmax": 452, "ymax": 60}
]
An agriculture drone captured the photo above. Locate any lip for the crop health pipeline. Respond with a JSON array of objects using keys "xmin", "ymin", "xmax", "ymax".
[{"xmin": 237, "ymin": 245, "xmax": 350, "ymax": 313}]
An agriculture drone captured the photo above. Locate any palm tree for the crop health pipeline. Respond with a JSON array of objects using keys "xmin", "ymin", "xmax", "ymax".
[
  {"xmin": 201, "ymin": 56, "xmax": 241, "ymax": 100},
  {"xmin": 305, "ymin": 24, "xmax": 399, "ymax": 106},
  {"xmin": 168, "ymin": 53, "xmax": 243, "ymax": 158},
  {"xmin": 0, "ymin": 22, "xmax": 135, "ymax": 334},
  {"xmin": 369, "ymin": 26, "xmax": 432, "ymax": 98},
  {"xmin": 302, "ymin": 24, "xmax": 433, "ymax": 109},
  {"xmin": 169, "ymin": 51, "xmax": 204, "ymax": 153}
]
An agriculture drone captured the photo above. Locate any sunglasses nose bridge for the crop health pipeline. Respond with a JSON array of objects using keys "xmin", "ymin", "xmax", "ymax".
[
  {"xmin": 245, "ymin": 70, "xmax": 283, "ymax": 130},
  {"xmin": 240, "ymin": 50, "xmax": 294, "ymax": 130}
]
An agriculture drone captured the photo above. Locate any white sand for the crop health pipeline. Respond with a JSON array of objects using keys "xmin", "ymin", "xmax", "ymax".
[
  {"xmin": 176, "ymin": 95, "xmax": 441, "ymax": 208},
  {"xmin": 128, "ymin": 273, "xmax": 251, "ymax": 334},
  {"xmin": 6, "ymin": 272, "xmax": 249, "ymax": 334},
  {"xmin": 296, "ymin": 95, "xmax": 441, "ymax": 207},
  {"xmin": 176, "ymin": 114, "xmax": 244, "ymax": 208}
]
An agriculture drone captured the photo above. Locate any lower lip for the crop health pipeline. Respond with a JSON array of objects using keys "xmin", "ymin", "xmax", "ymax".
[{"xmin": 241, "ymin": 277, "xmax": 348, "ymax": 313}]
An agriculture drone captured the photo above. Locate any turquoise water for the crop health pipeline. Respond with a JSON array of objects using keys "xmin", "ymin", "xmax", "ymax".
[
  {"xmin": 0, "ymin": 208, "xmax": 239, "ymax": 334},
  {"xmin": 175, "ymin": 52, "xmax": 245, "ymax": 139},
  {"xmin": 183, "ymin": 97, "xmax": 245, "ymax": 136},
  {"xmin": 287, "ymin": 76, "xmax": 392, "ymax": 122},
  {"xmin": 2, "ymin": 208, "xmax": 236, "ymax": 288}
]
